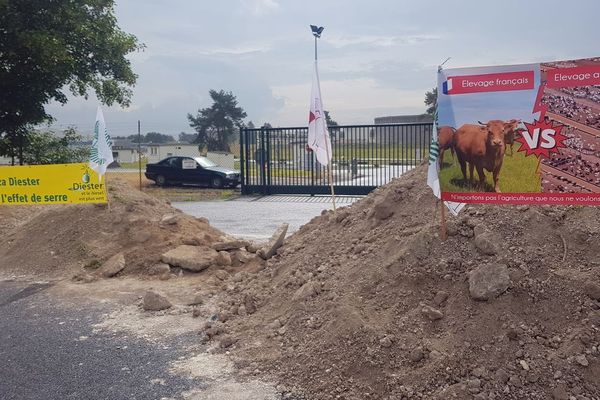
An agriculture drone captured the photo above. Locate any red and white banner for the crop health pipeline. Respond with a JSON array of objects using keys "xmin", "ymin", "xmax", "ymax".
[
  {"xmin": 443, "ymin": 71, "xmax": 534, "ymax": 95},
  {"xmin": 546, "ymin": 65, "xmax": 600, "ymax": 88},
  {"xmin": 436, "ymin": 56, "xmax": 600, "ymax": 207},
  {"xmin": 442, "ymin": 192, "xmax": 600, "ymax": 205}
]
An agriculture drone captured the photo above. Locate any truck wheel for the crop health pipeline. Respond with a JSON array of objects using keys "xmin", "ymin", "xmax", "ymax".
[
  {"xmin": 211, "ymin": 177, "xmax": 223, "ymax": 188},
  {"xmin": 156, "ymin": 175, "xmax": 167, "ymax": 186}
]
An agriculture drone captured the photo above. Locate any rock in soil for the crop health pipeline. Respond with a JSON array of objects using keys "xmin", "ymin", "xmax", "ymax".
[
  {"xmin": 473, "ymin": 232, "xmax": 497, "ymax": 255},
  {"xmin": 468, "ymin": 263, "xmax": 510, "ymax": 301},
  {"xmin": 257, "ymin": 223, "xmax": 288, "ymax": 260},
  {"xmin": 575, "ymin": 354, "xmax": 589, "ymax": 367},
  {"xmin": 245, "ymin": 241, "xmax": 262, "ymax": 253},
  {"xmin": 213, "ymin": 240, "xmax": 250, "ymax": 251},
  {"xmin": 215, "ymin": 270, "xmax": 230, "ymax": 281},
  {"xmin": 433, "ymin": 290, "xmax": 449, "ymax": 306},
  {"xmin": 421, "ymin": 305, "xmax": 444, "ymax": 320},
  {"xmin": 142, "ymin": 290, "xmax": 172, "ymax": 311},
  {"xmin": 161, "ymin": 245, "xmax": 218, "ymax": 272},
  {"xmin": 216, "ymin": 251, "xmax": 232, "ymax": 266},
  {"xmin": 148, "ymin": 263, "xmax": 171, "ymax": 276},
  {"xmin": 160, "ymin": 213, "xmax": 179, "ymax": 225},
  {"xmin": 188, "ymin": 293, "xmax": 204, "ymax": 306},
  {"xmin": 583, "ymin": 282, "xmax": 600, "ymax": 300},
  {"xmin": 96, "ymin": 253, "xmax": 126, "ymax": 278},
  {"xmin": 292, "ymin": 281, "xmax": 320, "ymax": 301}
]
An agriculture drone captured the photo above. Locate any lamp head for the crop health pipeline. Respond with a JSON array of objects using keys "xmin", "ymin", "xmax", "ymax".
[{"xmin": 310, "ymin": 25, "xmax": 324, "ymax": 38}]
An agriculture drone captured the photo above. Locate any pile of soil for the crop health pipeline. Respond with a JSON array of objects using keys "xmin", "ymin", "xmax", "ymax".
[
  {"xmin": 208, "ymin": 166, "xmax": 600, "ymax": 400},
  {"xmin": 0, "ymin": 178, "xmax": 225, "ymax": 278}
]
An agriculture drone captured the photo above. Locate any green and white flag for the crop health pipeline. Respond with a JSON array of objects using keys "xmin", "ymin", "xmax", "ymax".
[
  {"xmin": 427, "ymin": 106, "xmax": 465, "ymax": 216},
  {"xmin": 427, "ymin": 112, "xmax": 442, "ymax": 198},
  {"xmin": 89, "ymin": 106, "xmax": 113, "ymax": 182}
]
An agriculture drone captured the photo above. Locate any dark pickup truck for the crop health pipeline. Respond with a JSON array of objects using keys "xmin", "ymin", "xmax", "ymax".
[{"xmin": 145, "ymin": 156, "xmax": 240, "ymax": 188}]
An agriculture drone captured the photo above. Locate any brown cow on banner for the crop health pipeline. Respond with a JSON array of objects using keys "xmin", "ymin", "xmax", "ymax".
[
  {"xmin": 503, "ymin": 119, "xmax": 521, "ymax": 156},
  {"xmin": 453, "ymin": 119, "xmax": 519, "ymax": 192},
  {"xmin": 438, "ymin": 126, "xmax": 456, "ymax": 167}
]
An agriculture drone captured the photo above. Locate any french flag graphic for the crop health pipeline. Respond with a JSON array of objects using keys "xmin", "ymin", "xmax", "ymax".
[{"xmin": 442, "ymin": 78, "xmax": 453, "ymax": 95}]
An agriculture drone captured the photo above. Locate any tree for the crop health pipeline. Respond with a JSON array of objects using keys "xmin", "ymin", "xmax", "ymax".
[
  {"xmin": 127, "ymin": 132, "xmax": 174, "ymax": 143},
  {"xmin": 178, "ymin": 132, "xmax": 197, "ymax": 143},
  {"xmin": 187, "ymin": 90, "xmax": 247, "ymax": 151},
  {"xmin": 324, "ymin": 111, "xmax": 339, "ymax": 126},
  {"xmin": 0, "ymin": 0, "xmax": 142, "ymax": 164},
  {"xmin": 424, "ymin": 88, "xmax": 437, "ymax": 115},
  {"xmin": 324, "ymin": 111, "xmax": 342, "ymax": 140},
  {"xmin": 261, "ymin": 122, "xmax": 273, "ymax": 129},
  {"xmin": 22, "ymin": 128, "xmax": 89, "ymax": 165},
  {"xmin": 144, "ymin": 132, "xmax": 174, "ymax": 144}
]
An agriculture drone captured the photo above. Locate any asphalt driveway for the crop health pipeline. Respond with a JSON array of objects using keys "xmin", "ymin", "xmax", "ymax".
[
  {"xmin": 0, "ymin": 280, "xmax": 196, "ymax": 400},
  {"xmin": 173, "ymin": 195, "xmax": 362, "ymax": 240}
]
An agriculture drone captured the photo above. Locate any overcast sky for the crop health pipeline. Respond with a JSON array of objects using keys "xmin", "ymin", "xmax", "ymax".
[{"xmin": 45, "ymin": 0, "xmax": 600, "ymax": 138}]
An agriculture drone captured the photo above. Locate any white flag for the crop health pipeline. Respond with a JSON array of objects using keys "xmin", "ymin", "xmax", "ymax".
[
  {"xmin": 89, "ymin": 106, "xmax": 114, "ymax": 182},
  {"xmin": 308, "ymin": 61, "xmax": 332, "ymax": 166}
]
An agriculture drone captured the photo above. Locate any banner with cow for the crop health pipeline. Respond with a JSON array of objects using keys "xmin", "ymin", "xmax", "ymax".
[{"xmin": 437, "ymin": 56, "xmax": 600, "ymax": 205}]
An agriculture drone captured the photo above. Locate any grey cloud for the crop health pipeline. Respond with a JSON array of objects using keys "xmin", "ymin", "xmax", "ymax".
[{"xmin": 45, "ymin": 0, "xmax": 600, "ymax": 131}]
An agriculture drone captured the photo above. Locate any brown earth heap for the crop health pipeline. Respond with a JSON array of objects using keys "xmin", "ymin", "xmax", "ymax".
[
  {"xmin": 0, "ymin": 179, "xmax": 224, "ymax": 278},
  {"xmin": 208, "ymin": 166, "xmax": 600, "ymax": 400}
]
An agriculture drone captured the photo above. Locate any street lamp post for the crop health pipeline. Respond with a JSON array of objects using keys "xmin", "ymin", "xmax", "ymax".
[{"xmin": 310, "ymin": 25, "xmax": 324, "ymax": 62}]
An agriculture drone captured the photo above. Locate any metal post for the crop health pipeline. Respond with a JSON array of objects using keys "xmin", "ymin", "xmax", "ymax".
[
  {"xmin": 314, "ymin": 33, "xmax": 319, "ymax": 194},
  {"xmin": 137, "ymin": 120, "xmax": 142, "ymax": 191},
  {"xmin": 239, "ymin": 127, "xmax": 245, "ymax": 194},
  {"xmin": 260, "ymin": 128, "xmax": 267, "ymax": 194}
]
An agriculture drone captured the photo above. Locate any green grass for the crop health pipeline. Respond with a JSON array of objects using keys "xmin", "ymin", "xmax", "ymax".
[
  {"xmin": 119, "ymin": 160, "xmax": 148, "ymax": 169},
  {"xmin": 439, "ymin": 149, "xmax": 540, "ymax": 193}
]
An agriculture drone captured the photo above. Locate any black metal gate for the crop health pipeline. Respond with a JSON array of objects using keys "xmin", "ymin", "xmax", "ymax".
[{"xmin": 239, "ymin": 123, "xmax": 432, "ymax": 196}]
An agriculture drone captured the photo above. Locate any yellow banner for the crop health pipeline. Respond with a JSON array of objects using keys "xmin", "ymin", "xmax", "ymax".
[{"xmin": 0, "ymin": 163, "xmax": 107, "ymax": 206}]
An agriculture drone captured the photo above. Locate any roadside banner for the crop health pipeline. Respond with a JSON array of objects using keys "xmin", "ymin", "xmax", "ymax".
[
  {"xmin": 0, "ymin": 163, "xmax": 107, "ymax": 206},
  {"xmin": 437, "ymin": 56, "xmax": 600, "ymax": 206},
  {"xmin": 89, "ymin": 106, "xmax": 114, "ymax": 182}
]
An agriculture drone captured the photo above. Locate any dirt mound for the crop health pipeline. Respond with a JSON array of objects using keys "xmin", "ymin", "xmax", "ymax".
[
  {"xmin": 0, "ymin": 178, "xmax": 225, "ymax": 278},
  {"xmin": 208, "ymin": 166, "xmax": 600, "ymax": 399}
]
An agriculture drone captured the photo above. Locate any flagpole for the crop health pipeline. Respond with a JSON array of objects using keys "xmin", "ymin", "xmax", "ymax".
[
  {"xmin": 104, "ymin": 176, "xmax": 111, "ymax": 211},
  {"xmin": 440, "ymin": 199, "xmax": 447, "ymax": 240},
  {"xmin": 312, "ymin": 25, "xmax": 336, "ymax": 213},
  {"xmin": 327, "ymin": 155, "xmax": 336, "ymax": 212}
]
